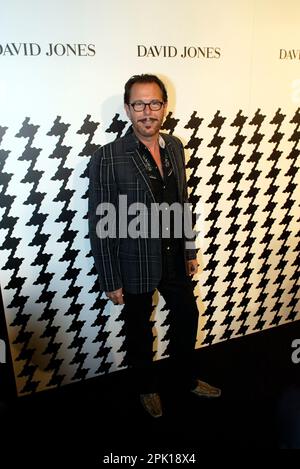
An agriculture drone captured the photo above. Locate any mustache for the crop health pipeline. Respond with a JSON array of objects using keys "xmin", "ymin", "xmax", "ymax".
[{"xmin": 138, "ymin": 117, "xmax": 158, "ymax": 123}]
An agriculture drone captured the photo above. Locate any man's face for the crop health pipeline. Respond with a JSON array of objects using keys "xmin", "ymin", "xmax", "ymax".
[{"xmin": 124, "ymin": 82, "xmax": 168, "ymax": 140}]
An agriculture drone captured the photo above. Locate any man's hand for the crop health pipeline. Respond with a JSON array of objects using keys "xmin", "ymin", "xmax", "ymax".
[
  {"xmin": 105, "ymin": 288, "xmax": 124, "ymax": 305},
  {"xmin": 186, "ymin": 259, "xmax": 198, "ymax": 276}
]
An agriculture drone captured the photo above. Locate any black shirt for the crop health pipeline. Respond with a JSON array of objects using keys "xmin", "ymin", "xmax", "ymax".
[{"xmin": 138, "ymin": 141, "xmax": 183, "ymax": 259}]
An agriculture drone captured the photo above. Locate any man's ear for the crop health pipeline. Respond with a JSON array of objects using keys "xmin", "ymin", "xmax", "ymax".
[
  {"xmin": 124, "ymin": 103, "xmax": 130, "ymax": 119},
  {"xmin": 163, "ymin": 101, "xmax": 168, "ymax": 116}
]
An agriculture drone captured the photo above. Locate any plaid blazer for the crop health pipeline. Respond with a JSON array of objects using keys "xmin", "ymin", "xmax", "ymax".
[{"xmin": 88, "ymin": 130, "xmax": 196, "ymax": 294}]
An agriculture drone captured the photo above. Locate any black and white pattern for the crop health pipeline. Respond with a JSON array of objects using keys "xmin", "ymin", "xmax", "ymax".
[{"xmin": 0, "ymin": 108, "xmax": 299, "ymax": 395}]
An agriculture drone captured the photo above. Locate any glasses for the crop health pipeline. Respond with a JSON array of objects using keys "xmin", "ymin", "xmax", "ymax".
[{"xmin": 130, "ymin": 100, "xmax": 164, "ymax": 112}]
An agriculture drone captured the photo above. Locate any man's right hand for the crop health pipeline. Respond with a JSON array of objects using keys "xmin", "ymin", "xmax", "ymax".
[{"xmin": 105, "ymin": 288, "xmax": 124, "ymax": 305}]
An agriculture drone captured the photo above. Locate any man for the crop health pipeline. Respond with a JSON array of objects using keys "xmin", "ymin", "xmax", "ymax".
[{"xmin": 88, "ymin": 74, "xmax": 221, "ymax": 418}]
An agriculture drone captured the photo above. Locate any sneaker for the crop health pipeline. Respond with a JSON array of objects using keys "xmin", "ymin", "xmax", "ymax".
[
  {"xmin": 191, "ymin": 379, "xmax": 221, "ymax": 398},
  {"xmin": 140, "ymin": 393, "xmax": 163, "ymax": 418}
]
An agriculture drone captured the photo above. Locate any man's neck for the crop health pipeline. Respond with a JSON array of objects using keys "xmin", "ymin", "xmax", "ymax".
[{"xmin": 137, "ymin": 134, "xmax": 160, "ymax": 152}]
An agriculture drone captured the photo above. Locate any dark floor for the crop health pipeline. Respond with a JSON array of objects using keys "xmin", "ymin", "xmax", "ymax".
[{"xmin": 1, "ymin": 320, "xmax": 300, "ymax": 462}]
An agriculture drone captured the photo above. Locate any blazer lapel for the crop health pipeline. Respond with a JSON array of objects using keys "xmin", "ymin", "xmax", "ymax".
[
  {"xmin": 124, "ymin": 133, "xmax": 156, "ymax": 202},
  {"xmin": 130, "ymin": 149, "xmax": 157, "ymax": 203},
  {"xmin": 163, "ymin": 137, "xmax": 184, "ymax": 204},
  {"xmin": 124, "ymin": 131, "xmax": 184, "ymax": 204}
]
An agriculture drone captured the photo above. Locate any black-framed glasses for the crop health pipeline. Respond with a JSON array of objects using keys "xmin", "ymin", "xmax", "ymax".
[{"xmin": 130, "ymin": 100, "xmax": 164, "ymax": 112}]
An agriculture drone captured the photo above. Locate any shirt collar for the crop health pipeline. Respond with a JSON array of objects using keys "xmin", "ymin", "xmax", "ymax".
[
  {"xmin": 126, "ymin": 125, "xmax": 166, "ymax": 150},
  {"xmin": 138, "ymin": 133, "xmax": 166, "ymax": 152}
]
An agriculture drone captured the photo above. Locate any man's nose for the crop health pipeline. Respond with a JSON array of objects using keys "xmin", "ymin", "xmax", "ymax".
[{"xmin": 143, "ymin": 103, "xmax": 152, "ymax": 115}]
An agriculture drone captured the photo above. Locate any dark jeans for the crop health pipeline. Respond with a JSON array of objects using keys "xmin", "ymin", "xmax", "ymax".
[{"xmin": 123, "ymin": 247, "xmax": 199, "ymax": 393}]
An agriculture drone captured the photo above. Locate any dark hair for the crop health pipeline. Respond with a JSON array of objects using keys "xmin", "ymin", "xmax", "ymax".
[{"xmin": 124, "ymin": 74, "xmax": 168, "ymax": 104}]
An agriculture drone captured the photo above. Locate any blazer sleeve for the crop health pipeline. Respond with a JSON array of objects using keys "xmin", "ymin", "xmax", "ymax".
[
  {"xmin": 88, "ymin": 146, "xmax": 122, "ymax": 292},
  {"xmin": 178, "ymin": 139, "xmax": 197, "ymax": 261}
]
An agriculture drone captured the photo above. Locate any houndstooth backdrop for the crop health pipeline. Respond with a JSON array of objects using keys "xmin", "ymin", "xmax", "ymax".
[{"xmin": 0, "ymin": 107, "xmax": 299, "ymax": 394}]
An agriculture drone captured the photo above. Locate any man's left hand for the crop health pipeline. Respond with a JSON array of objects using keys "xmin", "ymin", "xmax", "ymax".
[{"xmin": 186, "ymin": 259, "xmax": 198, "ymax": 276}]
